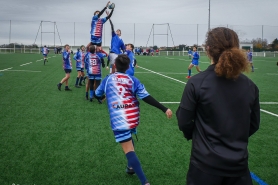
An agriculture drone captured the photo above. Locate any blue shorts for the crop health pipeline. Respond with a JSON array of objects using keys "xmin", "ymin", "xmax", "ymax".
[
  {"xmin": 88, "ymin": 74, "xmax": 101, "ymax": 80},
  {"xmin": 81, "ymin": 68, "xmax": 84, "ymax": 72},
  {"xmin": 64, "ymin": 69, "xmax": 72, "ymax": 73},
  {"xmin": 191, "ymin": 60, "xmax": 199, "ymax": 66},
  {"xmin": 76, "ymin": 67, "xmax": 81, "ymax": 71},
  {"xmin": 113, "ymin": 128, "xmax": 137, "ymax": 143},
  {"xmin": 43, "ymin": 54, "xmax": 47, "ymax": 57},
  {"xmin": 91, "ymin": 36, "xmax": 102, "ymax": 46}
]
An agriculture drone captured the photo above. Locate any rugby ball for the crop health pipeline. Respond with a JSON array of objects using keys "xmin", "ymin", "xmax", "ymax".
[{"xmin": 108, "ymin": 3, "xmax": 115, "ymax": 9}]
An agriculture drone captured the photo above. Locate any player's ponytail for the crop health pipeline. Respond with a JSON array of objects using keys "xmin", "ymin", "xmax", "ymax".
[
  {"xmin": 215, "ymin": 48, "xmax": 249, "ymax": 79},
  {"xmin": 205, "ymin": 27, "xmax": 249, "ymax": 79}
]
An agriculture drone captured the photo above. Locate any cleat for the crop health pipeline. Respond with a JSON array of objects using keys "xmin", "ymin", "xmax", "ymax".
[
  {"xmin": 97, "ymin": 99, "xmax": 103, "ymax": 104},
  {"xmin": 126, "ymin": 166, "xmax": 135, "ymax": 175},
  {"xmin": 145, "ymin": 181, "xmax": 150, "ymax": 185},
  {"xmin": 186, "ymin": 76, "xmax": 191, "ymax": 79},
  {"xmin": 90, "ymin": 98, "xmax": 93, "ymax": 102},
  {"xmin": 65, "ymin": 88, "xmax": 72, "ymax": 91},
  {"xmin": 75, "ymin": 85, "xmax": 81, "ymax": 88},
  {"xmin": 78, "ymin": 83, "xmax": 83, "ymax": 86},
  {"xmin": 57, "ymin": 84, "xmax": 61, "ymax": 91}
]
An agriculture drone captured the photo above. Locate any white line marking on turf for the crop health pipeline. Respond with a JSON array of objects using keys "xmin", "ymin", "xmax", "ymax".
[
  {"xmin": 2, "ymin": 70, "xmax": 41, "ymax": 73},
  {"xmin": 0, "ymin": 67, "xmax": 13, "ymax": 72},
  {"xmin": 260, "ymin": 109, "xmax": 278, "ymax": 118},
  {"xmin": 160, "ymin": 102, "xmax": 278, "ymax": 104},
  {"xmin": 139, "ymin": 65, "xmax": 278, "ymax": 118},
  {"xmin": 266, "ymin": 73, "xmax": 278, "ymax": 75},
  {"xmin": 160, "ymin": 102, "xmax": 278, "ymax": 117},
  {"xmin": 138, "ymin": 66, "xmax": 186, "ymax": 84},
  {"xmin": 165, "ymin": 57, "xmax": 176, "ymax": 60},
  {"xmin": 20, "ymin": 62, "xmax": 32, "ymax": 66},
  {"xmin": 136, "ymin": 72, "xmax": 192, "ymax": 75}
]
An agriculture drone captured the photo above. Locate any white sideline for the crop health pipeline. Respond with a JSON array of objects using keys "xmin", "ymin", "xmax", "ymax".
[
  {"xmin": 3, "ymin": 70, "xmax": 41, "ymax": 73},
  {"xmin": 138, "ymin": 66, "xmax": 186, "ymax": 84},
  {"xmin": 260, "ymin": 109, "xmax": 278, "ymax": 118},
  {"xmin": 138, "ymin": 65, "xmax": 278, "ymax": 118},
  {"xmin": 20, "ymin": 62, "xmax": 32, "ymax": 66},
  {"xmin": 0, "ymin": 67, "xmax": 13, "ymax": 72}
]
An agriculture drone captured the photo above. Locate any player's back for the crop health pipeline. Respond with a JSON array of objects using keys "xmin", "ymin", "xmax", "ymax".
[
  {"xmin": 86, "ymin": 53, "xmax": 101, "ymax": 75},
  {"xmin": 103, "ymin": 73, "xmax": 148, "ymax": 131}
]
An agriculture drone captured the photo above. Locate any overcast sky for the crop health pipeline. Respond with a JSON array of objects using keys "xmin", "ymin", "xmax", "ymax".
[{"xmin": 0, "ymin": 0, "xmax": 277, "ymax": 47}]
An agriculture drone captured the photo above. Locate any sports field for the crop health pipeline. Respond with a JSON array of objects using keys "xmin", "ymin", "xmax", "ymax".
[{"xmin": 0, "ymin": 53, "xmax": 277, "ymax": 185}]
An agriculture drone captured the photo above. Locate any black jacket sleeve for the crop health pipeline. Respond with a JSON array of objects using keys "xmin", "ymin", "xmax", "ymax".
[
  {"xmin": 106, "ymin": 8, "xmax": 114, "ymax": 20},
  {"xmin": 176, "ymin": 106, "xmax": 195, "ymax": 140},
  {"xmin": 98, "ymin": 7, "xmax": 107, "ymax": 18},
  {"xmin": 249, "ymin": 85, "xmax": 260, "ymax": 136},
  {"xmin": 142, "ymin": 95, "xmax": 168, "ymax": 113}
]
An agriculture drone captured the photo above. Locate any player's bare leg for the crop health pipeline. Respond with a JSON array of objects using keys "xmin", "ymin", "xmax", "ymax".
[
  {"xmin": 186, "ymin": 64, "xmax": 194, "ymax": 79},
  {"xmin": 196, "ymin": 66, "xmax": 202, "ymax": 73}
]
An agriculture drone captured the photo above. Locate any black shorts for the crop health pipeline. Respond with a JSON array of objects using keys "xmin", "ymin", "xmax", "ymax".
[
  {"xmin": 91, "ymin": 42, "xmax": 102, "ymax": 47},
  {"xmin": 64, "ymin": 69, "xmax": 72, "ymax": 74}
]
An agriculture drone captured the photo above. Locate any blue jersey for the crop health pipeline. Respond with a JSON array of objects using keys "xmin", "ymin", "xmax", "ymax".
[
  {"xmin": 41, "ymin": 47, "xmax": 49, "ymax": 55},
  {"xmin": 125, "ymin": 50, "xmax": 135, "ymax": 76},
  {"xmin": 95, "ymin": 73, "xmax": 150, "ymax": 131},
  {"xmin": 247, "ymin": 51, "xmax": 252, "ymax": 62},
  {"xmin": 90, "ymin": 15, "xmax": 107, "ymax": 42},
  {"xmin": 74, "ymin": 51, "xmax": 82, "ymax": 68},
  {"xmin": 62, "ymin": 50, "xmax": 72, "ymax": 70},
  {"xmin": 110, "ymin": 32, "xmax": 125, "ymax": 54},
  {"xmin": 191, "ymin": 51, "xmax": 199, "ymax": 65},
  {"xmin": 85, "ymin": 53, "xmax": 104, "ymax": 76}
]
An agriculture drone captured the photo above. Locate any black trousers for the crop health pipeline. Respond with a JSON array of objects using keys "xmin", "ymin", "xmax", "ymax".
[{"xmin": 186, "ymin": 163, "xmax": 253, "ymax": 185}]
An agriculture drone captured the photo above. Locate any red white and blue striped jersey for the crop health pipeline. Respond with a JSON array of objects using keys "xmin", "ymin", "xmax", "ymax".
[
  {"xmin": 62, "ymin": 50, "xmax": 72, "ymax": 69},
  {"xmin": 41, "ymin": 47, "xmax": 49, "ymax": 55},
  {"xmin": 95, "ymin": 73, "xmax": 150, "ymax": 131},
  {"xmin": 85, "ymin": 53, "xmax": 102, "ymax": 75},
  {"xmin": 90, "ymin": 15, "xmax": 107, "ymax": 38}
]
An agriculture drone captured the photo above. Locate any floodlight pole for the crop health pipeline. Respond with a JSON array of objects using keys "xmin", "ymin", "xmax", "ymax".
[
  {"xmin": 9, "ymin": 20, "xmax": 11, "ymax": 44},
  {"xmin": 54, "ymin": 22, "xmax": 56, "ymax": 47},
  {"xmin": 41, "ymin": 21, "xmax": 42, "ymax": 47},
  {"xmin": 262, "ymin": 25, "xmax": 264, "ymax": 47},
  {"xmin": 74, "ymin": 22, "xmax": 75, "ymax": 46},
  {"xmin": 208, "ymin": 0, "xmax": 210, "ymax": 32},
  {"xmin": 153, "ymin": 24, "xmax": 154, "ymax": 47}
]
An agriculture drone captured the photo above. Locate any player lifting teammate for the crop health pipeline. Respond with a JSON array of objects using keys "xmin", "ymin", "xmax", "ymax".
[{"xmin": 86, "ymin": 1, "xmax": 114, "ymax": 51}]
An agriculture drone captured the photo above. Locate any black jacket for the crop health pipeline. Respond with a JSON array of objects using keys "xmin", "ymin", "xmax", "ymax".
[{"xmin": 176, "ymin": 64, "xmax": 260, "ymax": 177}]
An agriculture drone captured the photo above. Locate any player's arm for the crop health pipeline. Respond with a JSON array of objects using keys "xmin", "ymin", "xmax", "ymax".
[
  {"xmin": 135, "ymin": 79, "xmax": 172, "ymax": 118},
  {"xmin": 63, "ymin": 52, "xmax": 69, "ymax": 60},
  {"xmin": 106, "ymin": 10, "xmax": 115, "ymax": 32},
  {"xmin": 249, "ymin": 85, "xmax": 260, "ymax": 136},
  {"xmin": 98, "ymin": 1, "xmax": 110, "ymax": 18},
  {"xmin": 106, "ymin": 8, "xmax": 114, "ymax": 20}
]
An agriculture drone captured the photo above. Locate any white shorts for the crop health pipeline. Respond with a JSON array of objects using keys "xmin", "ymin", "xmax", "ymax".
[{"xmin": 109, "ymin": 53, "xmax": 118, "ymax": 65}]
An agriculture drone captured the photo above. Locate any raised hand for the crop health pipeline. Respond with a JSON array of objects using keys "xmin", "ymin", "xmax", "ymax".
[{"xmin": 106, "ymin": 1, "xmax": 110, "ymax": 8}]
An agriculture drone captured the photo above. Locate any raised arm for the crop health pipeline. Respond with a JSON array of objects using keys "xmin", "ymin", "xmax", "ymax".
[
  {"xmin": 106, "ymin": 10, "xmax": 115, "ymax": 32},
  {"xmin": 98, "ymin": 1, "xmax": 110, "ymax": 17}
]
